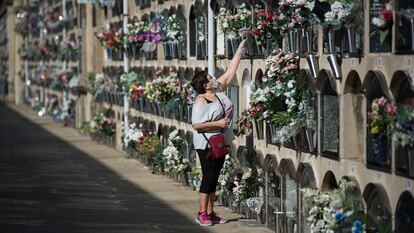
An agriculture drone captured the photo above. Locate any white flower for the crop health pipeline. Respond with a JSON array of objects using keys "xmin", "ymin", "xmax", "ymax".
[{"xmin": 372, "ymin": 17, "xmax": 385, "ymax": 27}]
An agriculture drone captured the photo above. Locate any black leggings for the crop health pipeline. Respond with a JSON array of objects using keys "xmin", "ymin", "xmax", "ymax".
[{"xmin": 197, "ymin": 149, "xmax": 225, "ymax": 194}]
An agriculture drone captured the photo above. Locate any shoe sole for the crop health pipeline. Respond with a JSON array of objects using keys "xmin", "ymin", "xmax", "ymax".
[
  {"xmin": 211, "ymin": 220, "xmax": 227, "ymax": 224},
  {"xmin": 195, "ymin": 218, "xmax": 212, "ymax": 226}
]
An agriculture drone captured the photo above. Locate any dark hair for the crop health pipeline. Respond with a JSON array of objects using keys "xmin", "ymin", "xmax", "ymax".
[{"xmin": 191, "ymin": 70, "xmax": 209, "ymax": 94}]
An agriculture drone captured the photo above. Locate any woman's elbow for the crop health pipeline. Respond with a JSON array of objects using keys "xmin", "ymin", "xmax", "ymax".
[{"xmin": 192, "ymin": 124, "xmax": 199, "ymax": 131}]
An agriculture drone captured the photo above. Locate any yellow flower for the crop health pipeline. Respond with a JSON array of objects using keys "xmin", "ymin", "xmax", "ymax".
[{"xmin": 371, "ymin": 127, "xmax": 379, "ymax": 135}]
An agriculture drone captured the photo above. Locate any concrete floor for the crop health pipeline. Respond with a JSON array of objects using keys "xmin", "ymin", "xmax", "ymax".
[{"xmin": 0, "ymin": 104, "xmax": 272, "ymax": 233}]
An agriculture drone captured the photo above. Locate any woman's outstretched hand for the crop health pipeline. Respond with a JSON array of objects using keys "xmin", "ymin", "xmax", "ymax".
[{"xmin": 216, "ymin": 118, "xmax": 230, "ymax": 129}]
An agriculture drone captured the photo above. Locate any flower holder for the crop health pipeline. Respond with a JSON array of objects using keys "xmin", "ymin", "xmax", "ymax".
[
  {"xmin": 156, "ymin": 102, "xmax": 164, "ymax": 117},
  {"xmin": 326, "ymin": 28, "xmax": 336, "ymax": 54},
  {"xmin": 177, "ymin": 41, "xmax": 185, "ymax": 59},
  {"xmin": 198, "ymin": 39, "xmax": 207, "ymax": 58},
  {"xmin": 110, "ymin": 92, "xmax": 117, "ymax": 104},
  {"xmin": 227, "ymin": 37, "xmax": 241, "ymax": 58},
  {"xmin": 343, "ymin": 26, "xmax": 357, "ymax": 57},
  {"xmin": 299, "ymin": 28, "xmax": 311, "ymax": 56},
  {"xmin": 266, "ymin": 123, "xmax": 281, "ymax": 146},
  {"xmin": 254, "ymin": 120, "xmax": 264, "ymax": 140},
  {"xmin": 246, "ymin": 36, "xmax": 261, "ymax": 58},
  {"xmin": 138, "ymin": 97, "xmax": 145, "ymax": 112},
  {"xmin": 124, "ymin": 46, "xmax": 135, "ymax": 60},
  {"xmin": 171, "ymin": 42, "xmax": 179, "ymax": 59},
  {"xmin": 186, "ymin": 105, "xmax": 192, "ymax": 123},
  {"xmin": 287, "ymin": 29, "xmax": 299, "ymax": 54},
  {"xmin": 282, "ymin": 136, "xmax": 298, "ymax": 150},
  {"xmin": 106, "ymin": 49, "xmax": 112, "ymax": 60},
  {"xmin": 296, "ymin": 128, "xmax": 317, "ymax": 153},
  {"xmin": 163, "ymin": 42, "xmax": 171, "ymax": 59},
  {"xmin": 327, "ymin": 54, "xmax": 342, "ymax": 79},
  {"xmin": 306, "ymin": 54, "xmax": 319, "ymax": 79}
]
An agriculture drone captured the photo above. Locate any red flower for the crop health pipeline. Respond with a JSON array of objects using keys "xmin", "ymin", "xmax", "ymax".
[
  {"xmin": 254, "ymin": 28, "xmax": 261, "ymax": 36},
  {"xmin": 382, "ymin": 9, "xmax": 393, "ymax": 22},
  {"xmin": 266, "ymin": 16, "xmax": 273, "ymax": 24},
  {"xmin": 261, "ymin": 23, "xmax": 267, "ymax": 30},
  {"xmin": 258, "ymin": 10, "xmax": 266, "ymax": 17}
]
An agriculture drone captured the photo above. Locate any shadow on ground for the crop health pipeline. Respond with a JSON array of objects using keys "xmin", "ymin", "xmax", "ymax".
[{"xmin": 0, "ymin": 105, "xmax": 209, "ymax": 233}]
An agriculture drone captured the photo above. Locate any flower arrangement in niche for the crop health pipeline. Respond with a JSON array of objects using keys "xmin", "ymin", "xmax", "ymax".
[
  {"xmin": 164, "ymin": 14, "xmax": 182, "ymax": 42},
  {"xmin": 162, "ymin": 130, "xmax": 191, "ymax": 174},
  {"xmin": 302, "ymin": 180, "xmax": 366, "ymax": 233},
  {"xmin": 99, "ymin": 116, "xmax": 116, "ymax": 136},
  {"xmin": 231, "ymin": 165, "xmax": 264, "ymax": 206},
  {"xmin": 368, "ymin": 97, "xmax": 396, "ymax": 162},
  {"xmin": 254, "ymin": 5, "xmax": 282, "ymax": 46},
  {"xmin": 95, "ymin": 28, "xmax": 124, "ymax": 49},
  {"xmin": 144, "ymin": 68, "xmax": 181, "ymax": 104},
  {"xmin": 122, "ymin": 122, "xmax": 143, "ymax": 151},
  {"xmin": 126, "ymin": 16, "xmax": 145, "ymax": 47},
  {"xmin": 180, "ymin": 81, "xmax": 196, "ymax": 106},
  {"xmin": 370, "ymin": 0, "xmax": 394, "ymax": 45},
  {"xmin": 310, "ymin": 0, "xmax": 361, "ymax": 26},
  {"xmin": 394, "ymin": 99, "xmax": 414, "ymax": 148},
  {"xmin": 218, "ymin": 3, "xmax": 252, "ymax": 37},
  {"xmin": 60, "ymin": 39, "xmax": 79, "ymax": 59},
  {"xmin": 278, "ymin": 0, "xmax": 314, "ymax": 31},
  {"xmin": 216, "ymin": 155, "xmax": 236, "ymax": 197}
]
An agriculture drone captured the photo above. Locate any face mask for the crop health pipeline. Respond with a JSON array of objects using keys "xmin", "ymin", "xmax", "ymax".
[{"xmin": 209, "ymin": 74, "xmax": 219, "ymax": 89}]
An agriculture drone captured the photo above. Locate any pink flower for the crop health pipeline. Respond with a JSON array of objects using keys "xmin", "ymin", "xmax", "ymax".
[
  {"xmin": 256, "ymin": 104, "xmax": 264, "ymax": 112},
  {"xmin": 385, "ymin": 103, "xmax": 397, "ymax": 114},
  {"xmin": 377, "ymin": 97, "xmax": 386, "ymax": 106}
]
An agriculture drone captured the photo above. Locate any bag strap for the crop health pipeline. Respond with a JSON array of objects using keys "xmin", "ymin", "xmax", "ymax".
[{"xmin": 201, "ymin": 94, "xmax": 226, "ymax": 147}]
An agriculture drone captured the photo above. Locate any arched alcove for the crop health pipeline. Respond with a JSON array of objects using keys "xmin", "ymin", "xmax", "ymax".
[
  {"xmin": 321, "ymin": 171, "xmax": 338, "ymax": 191},
  {"xmin": 296, "ymin": 70, "xmax": 318, "ymax": 154},
  {"xmin": 390, "ymin": 71, "xmax": 414, "ymax": 178},
  {"xmin": 263, "ymin": 153, "xmax": 281, "ymax": 230},
  {"xmin": 297, "ymin": 163, "xmax": 317, "ymax": 233},
  {"xmin": 278, "ymin": 159, "xmax": 297, "ymax": 233},
  {"xmin": 363, "ymin": 183, "xmax": 392, "ymax": 233},
  {"xmin": 318, "ymin": 70, "xmax": 340, "ymax": 158},
  {"xmin": 342, "ymin": 70, "xmax": 365, "ymax": 161},
  {"xmin": 395, "ymin": 191, "xmax": 414, "ymax": 233},
  {"xmin": 363, "ymin": 70, "xmax": 392, "ymax": 170}
]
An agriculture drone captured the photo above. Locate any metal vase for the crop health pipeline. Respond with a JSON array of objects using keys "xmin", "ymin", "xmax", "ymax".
[
  {"xmin": 300, "ymin": 28, "xmax": 311, "ymax": 55},
  {"xmin": 171, "ymin": 42, "xmax": 179, "ymax": 59},
  {"xmin": 327, "ymin": 29, "xmax": 335, "ymax": 54},
  {"xmin": 288, "ymin": 29, "xmax": 298, "ymax": 54},
  {"xmin": 344, "ymin": 26, "xmax": 356, "ymax": 57},
  {"xmin": 201, "ymin": 39, "xmax": 207, "ymax": 58},
  {"xmin": 255, "ymin": 120, "xmax": 264, "ymax": 140},
  {"xmin": 187, "ymin": 105, "xmax": 192, "ymax": 124},
  {"xmin": 327, "ymin": 54, "xmax": 342, "ymax": 79},
  {"xmin": 177, "ymin": 41, "xmax": 184, "ymax": 59},
  {"xmin": 163, "ymin": 42, "xmax": 171, "ymax": 59},
  {"xmin": 305, "ymin": 128, "xmax": 316, "ymax": 153},
  {"xmin": 408, "ymin": 148, "xmax": 414, "ymax": 177},
  {"xmin": 306, "ymin": 54, "xmax": 319, "ymax": 79}
]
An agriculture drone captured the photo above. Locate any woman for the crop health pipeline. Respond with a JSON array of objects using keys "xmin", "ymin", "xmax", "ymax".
[{"xmin": 191, "ymin": 39, "xmax": 247, "ymax": 226}]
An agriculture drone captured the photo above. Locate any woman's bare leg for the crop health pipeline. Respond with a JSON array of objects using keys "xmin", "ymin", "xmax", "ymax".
[
  {"xmin": 199, "ymin": 192, "xmax": 209, "ymax": 213},
  {"xmin": 207, "ymin": 192, "xmax": 215, "ymax": 214}
]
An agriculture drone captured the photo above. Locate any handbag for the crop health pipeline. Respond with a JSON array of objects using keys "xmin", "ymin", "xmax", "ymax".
[{"xmin": 202, "ymin": 95, "xmax": 229, "ymax": 159}]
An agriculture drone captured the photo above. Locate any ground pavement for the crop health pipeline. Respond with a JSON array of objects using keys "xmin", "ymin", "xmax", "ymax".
[{"xmin": 0, "ymin": 103, "xmax": 272, "ymax": 233}]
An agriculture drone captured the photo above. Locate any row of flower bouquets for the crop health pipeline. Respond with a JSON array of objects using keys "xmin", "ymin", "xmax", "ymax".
[
  {"xmin": 95, "ymin": 89, "xmax": 316, "ymax": 154},
  {"xmin": 96, "ymin": 90, "xmax": 194, "ymax": 123},
  {"xmin": 18, "ymin": 39, "xmax": 79, "ymax": 62}
]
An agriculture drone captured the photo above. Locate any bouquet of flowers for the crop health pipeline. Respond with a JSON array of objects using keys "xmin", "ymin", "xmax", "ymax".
[
  {"xmin": 126, "ymin": 16, "xmax": 146, "ymax": 47},
  {"xmin": 370, "ymin": 0, "xmax": 393, "ymax": 45},
  {"xmin": 129, "ymin": 82, "xmax": 145, "ymax": 102},
  {"xmin": 144, "ymin": 69, "xmax": 181, "ymax": 104},
  {"xmin": 162, "ymin": 130, "xmax": 191, "ymax": 174},
  {"xmin": 394, "ymin": 99, "xmax": 414, "ymax": 148},
  {"xmin": 302, "ymin": 180, "xmax": 366, "ymax": 233},
  {"xmin": 254, "ymin": 5, "xmax": 282, "ymax": 46},
  {"xmin": 369, "ymin": 97, "xmax": 396, "ymax": 140},
  {"xmin": 311, "ymin": 0, "xmax": 361, "ymax": 26},
  {"xmin": 99, "ymin": 116, "xmax": 116, "ymax": 136},
  {"xmin": 232, "ymin": 166, "xmax": 264, "ymax": 206},
  {"xmin": 277, "ymin": 0, "xmax": 314, "ymax": 31},
  {"xmin": 180, "ymin": 81, "xmax": 196, "ymax": 106},
  {"xmin": 60, "ymin": 39, "xmax": 79, "ymax": 59},
  {"xmin": 164, "ymin": 14, "xmax": 182, "ymax": 42},
  {"xmin": 368, "ymin": 97, "xmax": 396, "ymax": 160},
  {"xmin": 218, "ymin": 3, "xmax": 252, "ymax": 37},
  {"xmin": 196, "ymin": 16, "xmax": 206, "ymax": 41},
  {"xmin": 138, "ymin": 16, "xmax": 162, "ymax": 46},
  {"xmin": 95, "ymin": 27, "xmax": 124, "ymax": 50},
  {"xmin": 216, "ymin": 155, "xmax": 236, "ymax": 196}
]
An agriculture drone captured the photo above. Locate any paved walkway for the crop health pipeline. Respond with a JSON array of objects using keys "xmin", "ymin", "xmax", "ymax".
[{"xmin": 0, "ymin": 104, "xmax": 272, "ymax": 233}]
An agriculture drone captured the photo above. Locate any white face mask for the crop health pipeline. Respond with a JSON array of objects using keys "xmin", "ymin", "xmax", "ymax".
[{"xmin": 209, "ymin": 74, "xmax": 219, "ymax": 89}]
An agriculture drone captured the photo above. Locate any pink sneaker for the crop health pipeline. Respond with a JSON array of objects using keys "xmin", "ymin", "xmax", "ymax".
[
  {"xmin": 195, "ymin": 212, "xmax": 212, "ymax": 226},
  {"xmin": 209, "ymin": 212, "xmax": 227, "ymax": 224}
]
